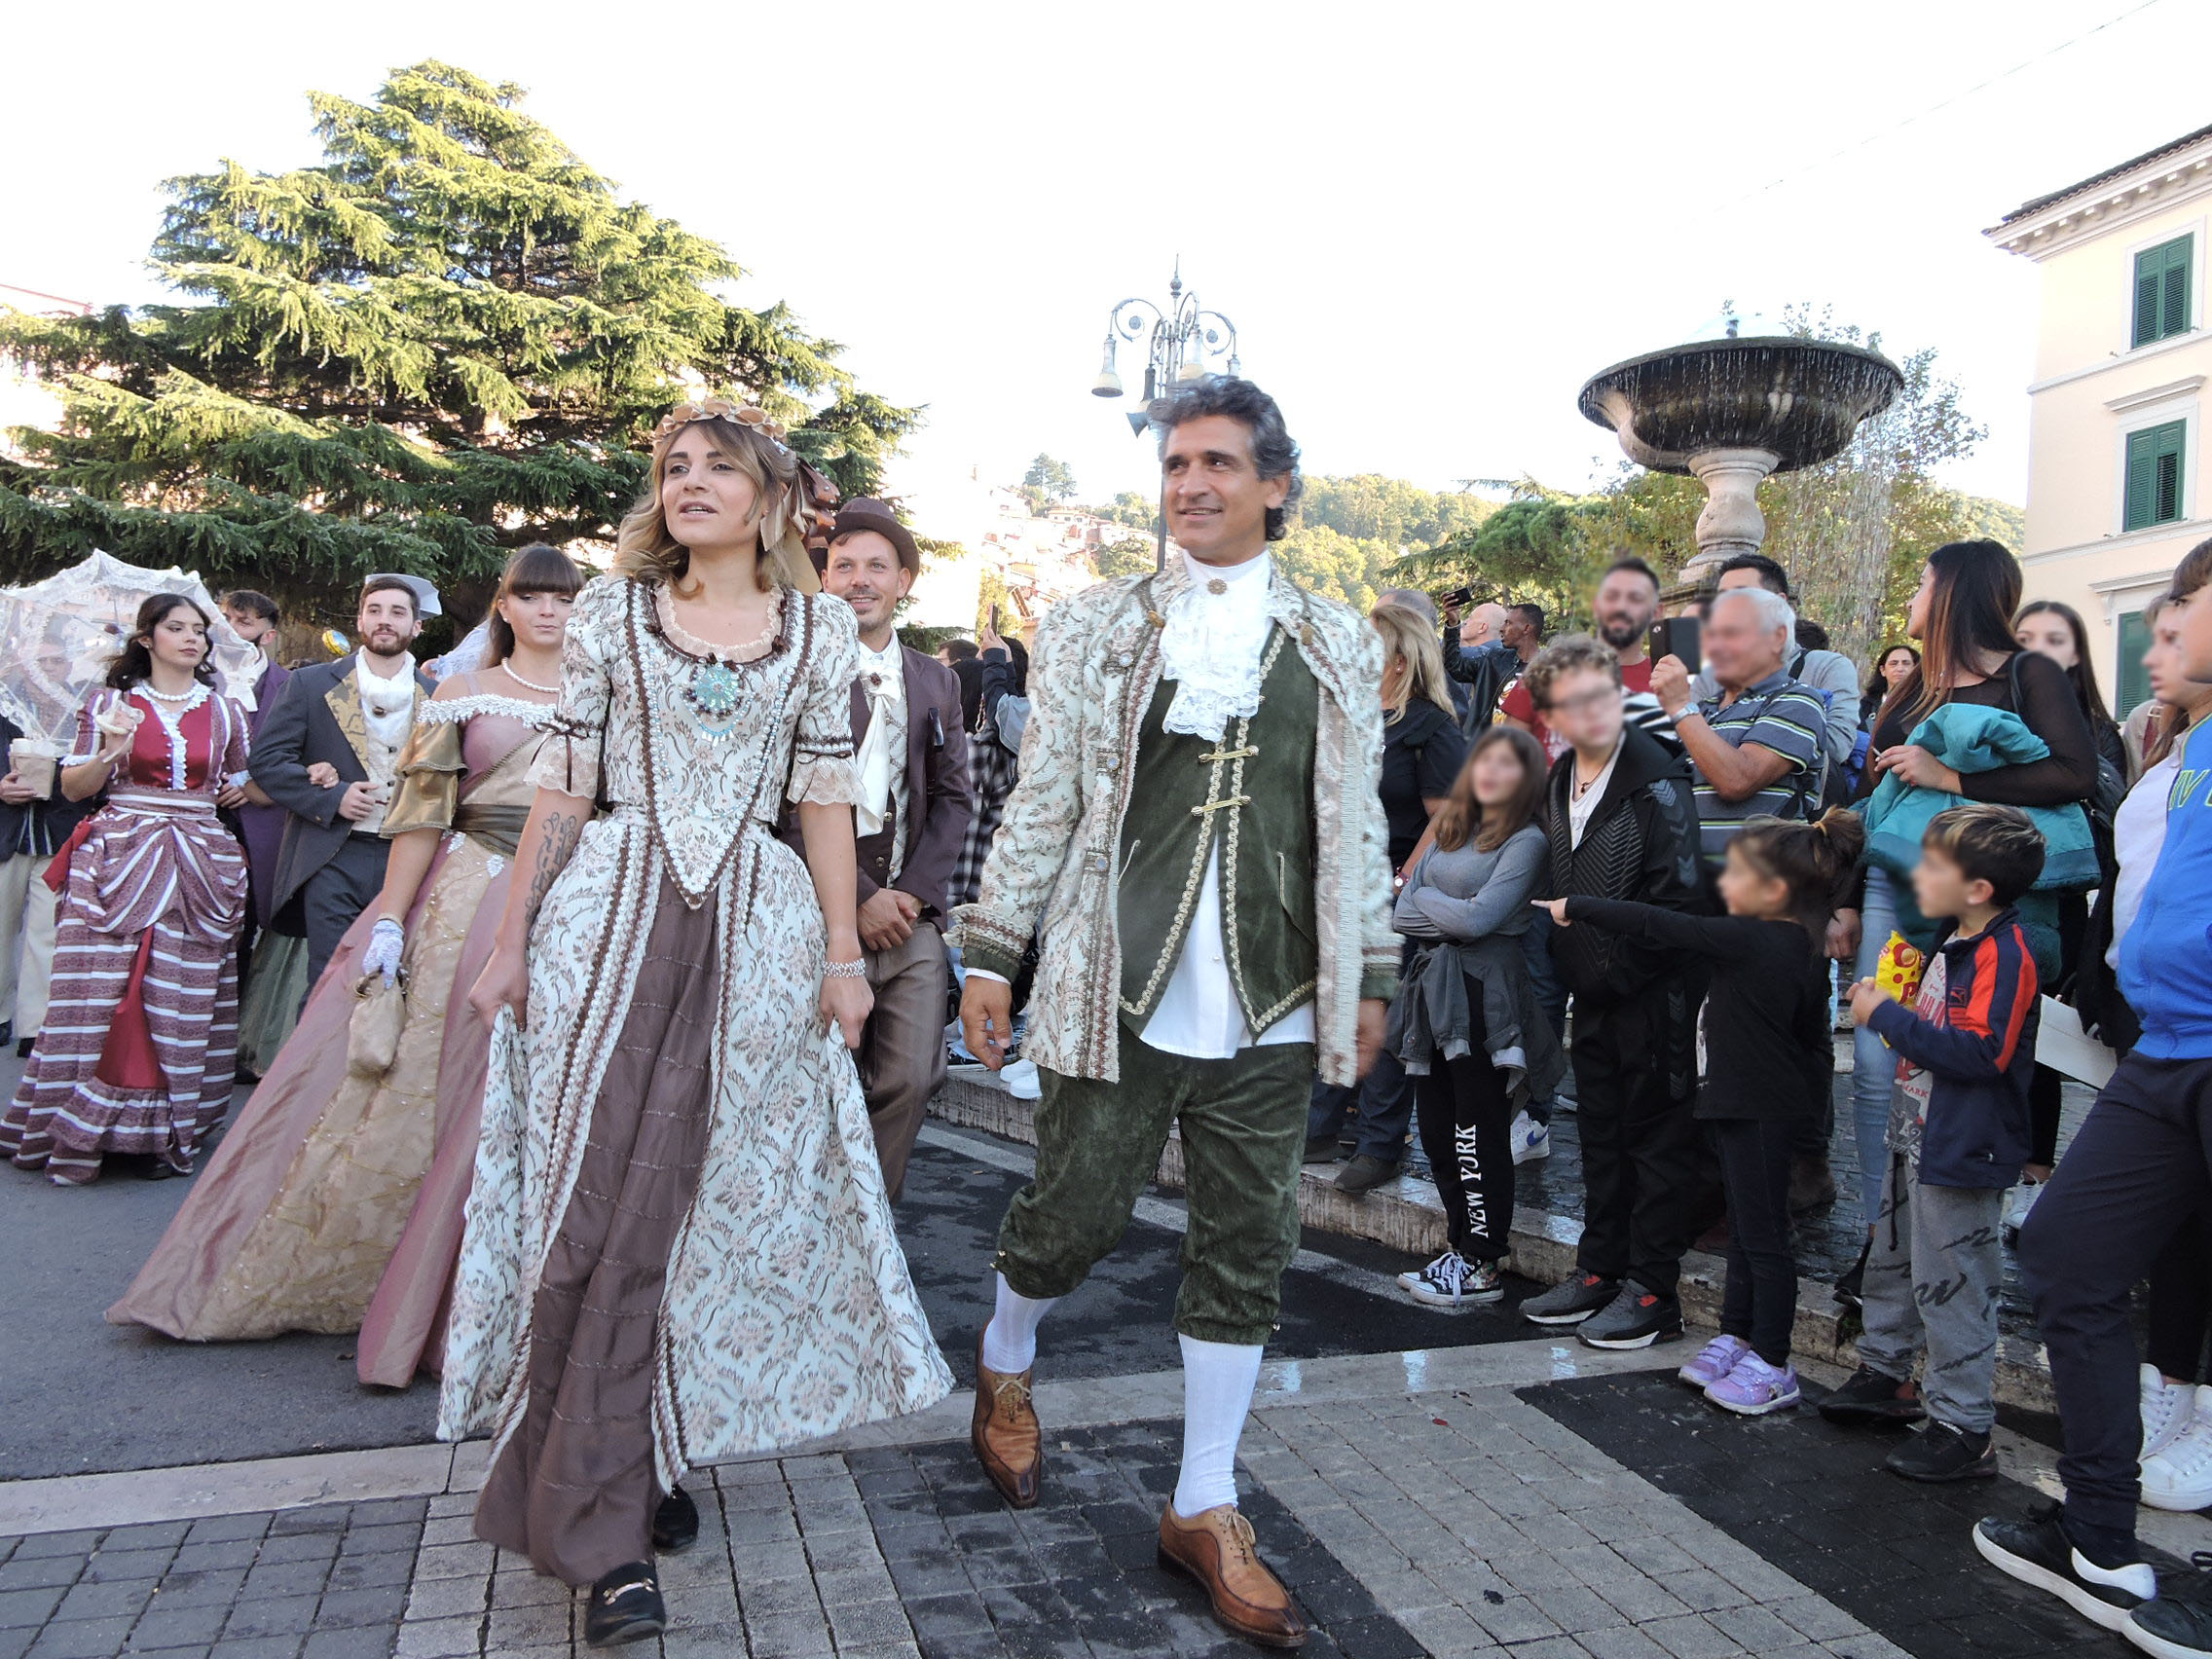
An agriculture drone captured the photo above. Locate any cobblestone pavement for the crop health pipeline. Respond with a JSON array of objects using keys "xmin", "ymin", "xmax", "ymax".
[
  {"xmin": 6, "ymin": 1095, "xmax": 2199, "ymax": 1659},
  {"xmin": 15, "ymin": 1332, "xmax": 2195, "ymax": 1659}
]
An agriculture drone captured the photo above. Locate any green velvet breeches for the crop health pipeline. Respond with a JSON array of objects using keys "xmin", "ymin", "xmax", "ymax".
[{"xmin": 992, "ymin": 1030, "xmax": 1312, "ymax": 1346}]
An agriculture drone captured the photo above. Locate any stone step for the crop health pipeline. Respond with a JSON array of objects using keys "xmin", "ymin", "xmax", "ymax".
[{"xmin": 933, "ymin": 1069, "xmax": 2055, "ymax": 1413}]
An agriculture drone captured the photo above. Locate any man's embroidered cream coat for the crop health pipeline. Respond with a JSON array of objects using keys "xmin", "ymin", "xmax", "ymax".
[{"xmin": 953, "ymin": 558, "xmax": 1398, "ymax": 1087}]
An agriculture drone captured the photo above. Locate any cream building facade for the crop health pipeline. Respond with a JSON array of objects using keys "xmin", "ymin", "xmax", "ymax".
[{"xmin": 1989, "ymin": 122, "xmax": 2212, "ymax": 716}]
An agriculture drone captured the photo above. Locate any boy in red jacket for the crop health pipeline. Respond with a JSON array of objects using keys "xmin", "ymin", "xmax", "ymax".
[{"xmin": 1828, "ymin": 804, "xmax": 2045, "ymax": 1483}]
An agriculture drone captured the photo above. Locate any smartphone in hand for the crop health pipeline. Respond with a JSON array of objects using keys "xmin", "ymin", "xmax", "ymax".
[{"xmin": 1649, "ymin": 616, "xmax": 1701, "ymax": 675}]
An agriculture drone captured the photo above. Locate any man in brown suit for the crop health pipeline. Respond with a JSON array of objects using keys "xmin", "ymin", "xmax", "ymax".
[{"xmin": 803, "ymin": 499, "xmax": 972, "ymax": 1198}]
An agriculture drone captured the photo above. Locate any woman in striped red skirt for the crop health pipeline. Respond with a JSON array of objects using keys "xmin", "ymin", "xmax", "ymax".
[{"xmin": 1, "ymin": 594, "xmax": 251, "ymax": 1184}]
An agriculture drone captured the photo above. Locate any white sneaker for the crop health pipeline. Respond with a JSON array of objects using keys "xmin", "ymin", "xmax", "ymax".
[
  {"xmin": 2141, "ymin": 1364, "xmax": 2196, "ymax": 1465},
  {"xmin": 2001, "ymin": 1180, "xmax": 2043, "ymax": 1250},
  {"xmin": 1510, "ymin": 1112, "xmax": 1551, "ymax": 1164},
  {"xmin": 999, "ymin": 1058, "xmax": 1042, "ymax": 1100},
  {"xmin": 2141, "ymin": 1386, "xmax": 2212, "ymax": 1512},
  {"xmin": 1395, "ymin": 1249, "xmax": 1501, "ymax": 1308}
]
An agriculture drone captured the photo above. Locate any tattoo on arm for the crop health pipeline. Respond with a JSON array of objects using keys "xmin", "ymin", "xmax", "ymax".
[{"xmin": 522, "ymin": 810, "xmax": 583, "ymax": 925}]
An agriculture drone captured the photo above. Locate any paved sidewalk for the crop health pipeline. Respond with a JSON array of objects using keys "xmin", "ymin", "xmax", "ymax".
[{"xmin": 15, "ymin": 1334, "xmax": 2185, "ymax": 1659}]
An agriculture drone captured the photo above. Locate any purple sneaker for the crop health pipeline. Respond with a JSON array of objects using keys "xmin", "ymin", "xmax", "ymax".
[
  {"xmin": 1704, "ymin": 1352, "xmax": 1802, "ymax": 1417},
  {"xmin": 1678, "ymin": 1335, "xmax": 1751, "ymax": 1390}
]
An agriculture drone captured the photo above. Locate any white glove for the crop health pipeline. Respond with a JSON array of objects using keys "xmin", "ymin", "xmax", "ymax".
[{"xmin": 361, "ymin": 917, "xmax": 405, "ymax": 985}]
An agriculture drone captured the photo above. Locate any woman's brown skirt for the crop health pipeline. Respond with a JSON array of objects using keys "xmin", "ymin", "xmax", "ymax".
[{"xmin": 473, "ymin": 878, "xmax": 716, "ymax": 1585}]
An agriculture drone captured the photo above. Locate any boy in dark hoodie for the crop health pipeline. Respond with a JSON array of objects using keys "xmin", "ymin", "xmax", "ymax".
[
  {"xmin": 1830, "ymin": 803, "xmax": 2045, "ymax": 1484},
  {"xmin": 1511, "ymin": 637, "xmax": 1706, "ymax": 1350}
]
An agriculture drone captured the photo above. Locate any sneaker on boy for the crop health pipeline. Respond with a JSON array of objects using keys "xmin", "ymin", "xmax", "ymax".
[
  {"xmin": 1395, "ymin": 1249, "xmax": 1502, "ymax": 1309},
  {"xmin": 1972, "ymin": 1501, "xmax": 2155, "ymax": 1633},
  {"xmin": 1846, "ymin": 805, "xmax": 2043, "ymax": 1479},
  {"xmin": 1576, "ymin": 1283, "xmax": 1683, "ymax": 1349},
  {"xmin": 1887, "ymin": 1419, "xmax": 1997, "ymax": 1482},
  {"xmin": 1818, "ymin": 1364, "xmax": 1926, "ymax": 1424},
  {"xmin": 1522, "ymin": 1271, "xmax": 1617, "ymax": 1327}
]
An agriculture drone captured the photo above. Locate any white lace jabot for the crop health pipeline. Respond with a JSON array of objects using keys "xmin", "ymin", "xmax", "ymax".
[{"xmin": 1159, "ymin": 550, "xmax": 1275, "ymax": 741}]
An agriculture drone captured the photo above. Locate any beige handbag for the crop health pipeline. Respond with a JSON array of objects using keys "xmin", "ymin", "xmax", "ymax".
[{"xmin": 347, "ymin": 972, "xmax": 408, "ymax": 1078}]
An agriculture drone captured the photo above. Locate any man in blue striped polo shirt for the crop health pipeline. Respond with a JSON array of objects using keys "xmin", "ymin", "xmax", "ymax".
[{"xmin": 1650, "ymin": 584, "xmax": 1826, "ymax": 871}]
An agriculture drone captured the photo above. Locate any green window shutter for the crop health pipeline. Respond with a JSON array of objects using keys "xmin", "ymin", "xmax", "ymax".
[
  {"xmin": 2126, "ymin": 428, "xmax": 2158, "ymax": 528},
  {"xmin": 2133, "ymin": 236, "xmax": 2194, "ymax": 345},
  {"xmin": 2117, "ymin": 608, "xmax": 2153, "ymax": 719},
  {"xmin": 2124, "ymin": 419, "xmax": 2188, "ymax": 530},
  {"xmin": 2157, "ymin": 421, "xmax": 2186, "ymax": 522}
]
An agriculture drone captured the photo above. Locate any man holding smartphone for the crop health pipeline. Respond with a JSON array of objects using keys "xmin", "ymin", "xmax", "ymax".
[{"xmin": 1500, "ymin": 558, "xmax": 1668, "ymax": 758}]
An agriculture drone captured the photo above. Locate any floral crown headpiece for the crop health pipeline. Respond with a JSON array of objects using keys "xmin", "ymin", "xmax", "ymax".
[{"xmin": 652, "ymin": 397, "xmax": 789, "ymax": 451}]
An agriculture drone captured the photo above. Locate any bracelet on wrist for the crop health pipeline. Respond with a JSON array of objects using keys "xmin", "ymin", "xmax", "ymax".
[{"xmin": 824, "ymin": 957, "xmax": 867, "ymax": 979}]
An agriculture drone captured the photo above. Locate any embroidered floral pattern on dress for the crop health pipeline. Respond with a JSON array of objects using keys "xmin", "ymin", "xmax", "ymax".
[{"xmin": 441, "ymin": 574, "xmax": 950, "ymax": 1485}]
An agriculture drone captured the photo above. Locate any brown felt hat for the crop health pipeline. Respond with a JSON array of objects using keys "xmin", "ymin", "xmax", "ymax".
[{"xmin": 829, "ymin": 498, "xmax": 922, "ymax": 574}]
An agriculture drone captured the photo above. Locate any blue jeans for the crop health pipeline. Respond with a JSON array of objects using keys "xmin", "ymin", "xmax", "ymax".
[
  {"xmin": 1848, "ymin": 867, "xmax": 1902, "ymax": 1227},
  {"xmin": 1308, "ymin": 1046, "xmax": 1415, "ymax": 1163}
]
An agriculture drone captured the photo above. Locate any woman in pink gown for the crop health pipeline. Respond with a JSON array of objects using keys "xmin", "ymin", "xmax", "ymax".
[{"xmin": 110, "ymin": 548, "xmax": 580, "ymax": 1385}]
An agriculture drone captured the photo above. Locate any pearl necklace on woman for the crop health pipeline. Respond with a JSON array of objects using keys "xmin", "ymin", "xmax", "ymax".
[
  {"xmin": 137, "ymin": 679, "xmax": 205, "ymax": 705},
  {"xmin": 499, "ymin": 662, "xmax": 562, "ymax": 696}
]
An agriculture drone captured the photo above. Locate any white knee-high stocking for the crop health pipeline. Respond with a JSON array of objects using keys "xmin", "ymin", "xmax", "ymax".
[
  {"xmin": 1172, "ymin": 1333, "xmax": 1265, "ymax": 1517},
  {"xmin": 980, "ymin": 1273, "xmax": 1059, "ymax": 1374}
]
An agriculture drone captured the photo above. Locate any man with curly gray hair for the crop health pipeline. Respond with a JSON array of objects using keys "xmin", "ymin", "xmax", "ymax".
[{"xmin": 954, "ymin": 376, "xmax": 1395, "ymax": 1648}]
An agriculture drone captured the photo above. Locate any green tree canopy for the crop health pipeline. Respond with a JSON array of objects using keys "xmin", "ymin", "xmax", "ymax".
[
  {"xmin": 1300, "ymin": 474, "xmax": 1494, "ymax": 549},
  {"xmin": 1092, "ymin": 536, "xmax": 1155, "ymax": 579},
  {"xmin": 1021, "ymin": 454, "xmax": 1078, "ymax": 505},
  {"xmin": 1094, "ymin": 491, "xmax": 1156, "ymax": 532},
  {"xmin": 0, "ymin": 60, "xmax": 917, "ymax": 618}
]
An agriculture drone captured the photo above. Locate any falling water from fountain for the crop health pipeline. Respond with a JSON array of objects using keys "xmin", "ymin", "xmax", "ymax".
[{"xmin": 1577, "ymin": 336, "xmax": 1904, "ymax": 591}]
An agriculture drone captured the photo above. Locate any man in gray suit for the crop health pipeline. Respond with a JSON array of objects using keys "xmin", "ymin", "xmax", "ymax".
[{"xmin": 249, "ymin": 575, "xmax": 433, "ymax": 991}]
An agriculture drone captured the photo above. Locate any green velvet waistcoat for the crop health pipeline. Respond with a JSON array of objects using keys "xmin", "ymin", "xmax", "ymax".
[{"xmin": 1117, "ymin": 629, "xmax": 1319, "ymax": 1037}]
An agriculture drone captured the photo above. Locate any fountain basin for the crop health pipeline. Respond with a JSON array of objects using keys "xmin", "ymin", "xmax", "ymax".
[{"xmin": 1576, "ymin": 335, "xmax": 1903, "ymax": 475}]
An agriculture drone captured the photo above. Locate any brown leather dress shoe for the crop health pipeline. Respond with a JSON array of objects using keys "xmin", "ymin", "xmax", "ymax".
[
  {"xmin": 1158, "ymin": 1502, "xmax": 1309, "ymax": 1649},
  {"xmin": 971, "ymin": 1333, "xmax": 1042, "ymax": 1508}
]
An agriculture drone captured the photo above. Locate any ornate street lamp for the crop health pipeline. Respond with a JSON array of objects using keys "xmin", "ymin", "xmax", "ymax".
[{"xmin": 1089, "ymin": 262, "xmax": 1240, "ymax": 569}]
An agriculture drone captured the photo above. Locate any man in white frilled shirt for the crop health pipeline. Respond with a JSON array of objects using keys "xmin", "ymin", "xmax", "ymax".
[
  {"xmin": 249, "ymin": 575, "xmax": 434, "ymax": 992},
  {"xmin": 954, "ymin": 378, "xmax": 1395, "ymax": 1649}
]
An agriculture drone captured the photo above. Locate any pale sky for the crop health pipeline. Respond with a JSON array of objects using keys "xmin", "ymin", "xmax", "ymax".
[{"xmin": 5, "ymin": 0, "xmax": 2206, "ymax": 531}]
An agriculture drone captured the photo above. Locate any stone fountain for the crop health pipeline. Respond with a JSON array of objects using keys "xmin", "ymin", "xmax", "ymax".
[{"xmin": 1577, "ymin": 335, "xmax": 1904, "ymax": 592}]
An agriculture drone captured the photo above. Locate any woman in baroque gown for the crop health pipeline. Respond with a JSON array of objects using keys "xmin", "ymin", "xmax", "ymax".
[
  {"xmin": 442, "ymin": 401, "xmax": 951, "ymax": 1644},
  {"xmin": 110, "ymin": 546, "xmax": 584, "ymax": 1386},
  {"xmin": 1, "ymin": 595, "xmax": 251, "ymax": 1185}
]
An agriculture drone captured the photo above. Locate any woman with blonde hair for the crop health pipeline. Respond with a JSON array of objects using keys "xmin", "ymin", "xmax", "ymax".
[
  {"xmin": 1370, "ymin": 601, "xmax": 1466, "ymax": 868},
  {"xmin": 447, "ymin": 401, "xmax": 951, "ymax": 1642},
  {"xmin": 1307, "ymin": 603, "xmax": 1469, "ymax": 1195}
]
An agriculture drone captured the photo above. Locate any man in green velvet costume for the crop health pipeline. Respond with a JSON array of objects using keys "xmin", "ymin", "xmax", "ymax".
[{"xmin": 954, "ymin": 377, "xmax": 1396, "ymax": 1649}]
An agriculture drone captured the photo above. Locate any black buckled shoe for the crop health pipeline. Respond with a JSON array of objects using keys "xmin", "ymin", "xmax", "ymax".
[
  {"xmin": 585, "ymin": 1562, "xmax": 666, "ymax": 1646},
  {"xmin": 650, "ymin": 1485, "xmax": 699, "ymax": 1553}
]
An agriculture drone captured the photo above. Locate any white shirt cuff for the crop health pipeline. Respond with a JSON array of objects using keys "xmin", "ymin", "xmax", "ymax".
[{"xmin": 965, "ymin": 968, "xmax": 1012, "ymax": 985}]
